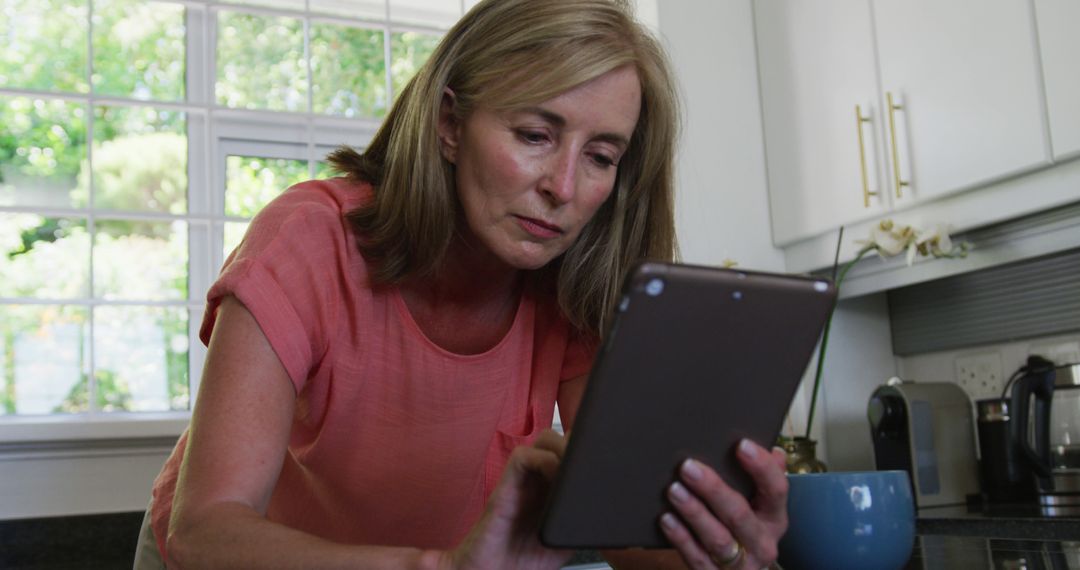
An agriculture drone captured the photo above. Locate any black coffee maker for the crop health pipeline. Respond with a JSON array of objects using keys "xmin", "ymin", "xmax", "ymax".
[{"xmin": 976, "ymin": 356, "xmax": 1058, "ymax": 507}]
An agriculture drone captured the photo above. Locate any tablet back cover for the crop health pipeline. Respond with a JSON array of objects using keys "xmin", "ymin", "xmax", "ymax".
[{"xmin": 539, "ymin": 263, "xmax": 836, "ymax": 549}]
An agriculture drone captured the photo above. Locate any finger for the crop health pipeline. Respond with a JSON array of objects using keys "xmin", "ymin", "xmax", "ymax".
[
  {"xmin": 532, "ymin": 429, "xmax": 567, "ymax": 460},
  {"xmin": 511, "ymin": 445, "xmax": 561, "ymax": 482},
  {"xmin": 666, "ymin": 481, "xmax": 739, "ymax": 567},
  {"xmin": 771, "ymin": 446, "xmax": 787, "ymax": 472},
  {"xmin": 658, "ymin": 511, "xmax": 719, "ymax": 570},
  {"xmin": 737, "ymin": 440, "xmax": 789, "ymax": 519},
  {"xmin": 486, "ymin": 446, "xmax": 562, "ymax": 521},
  {"xmin": 679, "ymin": 458, "xmax": 773, "ymax": 563}
]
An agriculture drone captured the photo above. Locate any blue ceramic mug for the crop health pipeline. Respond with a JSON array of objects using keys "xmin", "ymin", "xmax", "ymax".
[{"xmin": 778, "ymin": 470, "xmax": 915, "ymax": 570}]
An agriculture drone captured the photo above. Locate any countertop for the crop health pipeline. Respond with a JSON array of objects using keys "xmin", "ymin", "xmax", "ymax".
[
  {"xmin": 562, "ymin": 502, "xmax": 1080, "ymax": 569},
  {"xmin": 4, "ymin": 505, "xmax": 1077, "ymax": 569}
]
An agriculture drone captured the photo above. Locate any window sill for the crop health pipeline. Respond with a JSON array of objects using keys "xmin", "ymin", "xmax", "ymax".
[{"xmin": 0, "ymin": 413, "xmax": 190, "ymax": 445}]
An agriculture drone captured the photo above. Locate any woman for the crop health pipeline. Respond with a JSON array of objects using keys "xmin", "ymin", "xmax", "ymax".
[{"xmin": 135, "ymin": 0, "xmax": 790, "ymax": 568}]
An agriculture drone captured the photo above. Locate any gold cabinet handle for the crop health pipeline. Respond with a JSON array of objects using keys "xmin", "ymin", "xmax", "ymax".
[
  {"xmin": 886, "ymin": 91, "xmax": 910, "ymax": 198},
  {"xmin": 855, "ymin": 104, "xmax": 877, "ymax": 208}
]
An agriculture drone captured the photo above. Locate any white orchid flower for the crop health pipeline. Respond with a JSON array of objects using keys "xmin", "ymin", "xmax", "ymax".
[
  {"xmin": 859, "ymin": 219, "xmax": 918, "ymax": 258},
  {"xmin": 916, "ymin": 224, "xmax": 959, "ymax": 258}
]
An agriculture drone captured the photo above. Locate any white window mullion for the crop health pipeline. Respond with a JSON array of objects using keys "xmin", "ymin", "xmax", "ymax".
[
  {"xmin": 383, "ymin": 0, "xmax": 394, "ymax": 103},
  {"xmin": 85, "ymin": 0, "xmax": 100, "ymax": 416}
]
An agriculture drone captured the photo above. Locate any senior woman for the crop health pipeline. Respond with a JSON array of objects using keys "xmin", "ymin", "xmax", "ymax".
[{"xmin": 133, "ymin": 0, "xmax": 789, "ymax": 568}]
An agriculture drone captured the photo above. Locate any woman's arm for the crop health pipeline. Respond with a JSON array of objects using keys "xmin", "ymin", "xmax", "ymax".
[{"xmin": 166, "ymin": 296, "xmax": 442, "ymax": 569}]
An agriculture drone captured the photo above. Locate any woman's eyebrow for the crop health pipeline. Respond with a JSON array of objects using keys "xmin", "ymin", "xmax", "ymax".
[{"xmin": 519, "ymin": 106, "xmax": 631, "ymax": 148}]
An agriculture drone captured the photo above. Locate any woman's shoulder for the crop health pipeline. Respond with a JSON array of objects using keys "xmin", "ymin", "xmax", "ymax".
[
  {"xmin": 227, "ymin": 177, "xmax": 373, "ymax": 268},
  {"xmin": 265, "ymin": 177, "xmax": 372, "ymax": 219}
]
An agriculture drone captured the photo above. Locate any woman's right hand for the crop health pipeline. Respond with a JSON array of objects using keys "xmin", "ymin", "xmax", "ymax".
[{"xmin": 441, "ymin": 429, "xmax": 573, "ymax": 570}]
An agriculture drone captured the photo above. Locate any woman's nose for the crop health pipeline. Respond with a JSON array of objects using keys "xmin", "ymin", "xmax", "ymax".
[{"xmin": 539, "ymin": 149, "xmax": 577, "ymax": 206}]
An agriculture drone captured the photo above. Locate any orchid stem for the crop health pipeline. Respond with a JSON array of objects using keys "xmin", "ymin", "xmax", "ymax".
[{"xmin": 804, "ymin": 246, "xmax": 873, "ymax": 439}]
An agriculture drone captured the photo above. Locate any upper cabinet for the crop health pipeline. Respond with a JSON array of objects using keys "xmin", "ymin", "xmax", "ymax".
[
  {"xmin": 755, "ymin": 0, "xmax": 1053, "ymax": 246},
  {"xmin": 1034, "ymin": 0, "xmax": 1080, "ymax": 160},
  {"xmin": 872, "ymin": 0, "xmax": 1049, "ymax": 203},
  {"xmin": 755, "ymin": 0, "xmax": 887, "ymax": 246}
]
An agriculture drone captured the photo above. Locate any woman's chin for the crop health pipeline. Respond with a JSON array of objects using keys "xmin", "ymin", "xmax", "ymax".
[{"xmin": 501, "ymin": 247, "xmax": 561, "ymax": 272}]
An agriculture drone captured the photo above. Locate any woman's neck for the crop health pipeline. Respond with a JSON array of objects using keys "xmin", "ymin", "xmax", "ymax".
[
  {"xmin": 398, "ymin": 236, "xmax": 524, "ymax": 354},
  {"xmin": 420, "ymin": 235, "xmax": 522, "ymax": 305}
]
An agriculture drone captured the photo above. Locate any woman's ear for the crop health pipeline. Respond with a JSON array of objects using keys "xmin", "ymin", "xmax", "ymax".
[{"xmin": 437, "ymin": 87, "xmax": 460, "ymax": 164}]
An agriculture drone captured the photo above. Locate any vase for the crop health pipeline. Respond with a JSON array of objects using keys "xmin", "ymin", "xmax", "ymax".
[{"xmin": 778, "ymin": 436, "xmax": 828, "ymax": 474}]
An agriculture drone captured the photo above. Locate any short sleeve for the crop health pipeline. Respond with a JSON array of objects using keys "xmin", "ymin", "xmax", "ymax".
[
  {"xmin": 199, "ymin": 182, "xmax": 349, "ymax": 393},
  {"xmin": 559, "ymin": 329, "xmax": 599, "ymax": 381}
]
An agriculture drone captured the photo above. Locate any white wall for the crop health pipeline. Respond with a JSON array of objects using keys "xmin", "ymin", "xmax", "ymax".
[
  {"xmin": 819, "ymin": 293, "xmax": 900, "ymax": 470},
  {"xmin": 656, "ymin": 1, "xmax": 785, "ymax": 271}
]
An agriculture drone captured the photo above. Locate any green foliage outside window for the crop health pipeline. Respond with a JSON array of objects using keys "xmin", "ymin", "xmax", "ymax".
[{"xmin": 0, "ymin": 0, "xmax": 442, "ymax": 416}]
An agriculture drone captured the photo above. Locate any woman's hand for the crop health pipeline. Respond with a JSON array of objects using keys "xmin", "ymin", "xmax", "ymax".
[
  {"xmin": 441, "ymin": 429, "xmax": 573, "ymax": 570},
  {"xmin": 660, "ymin": 440, "xmax": 789, "ymax": 569}
]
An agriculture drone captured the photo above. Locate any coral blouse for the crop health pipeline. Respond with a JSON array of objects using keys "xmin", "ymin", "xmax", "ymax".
[{"xmin": 149, "ymin": 178, "xmax": 594, "ymax": 557}]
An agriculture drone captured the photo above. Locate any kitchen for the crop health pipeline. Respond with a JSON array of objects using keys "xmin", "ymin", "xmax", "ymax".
[{"xmin": 2, "ymin": 0, "xmax": 1079, "ymax": 568}]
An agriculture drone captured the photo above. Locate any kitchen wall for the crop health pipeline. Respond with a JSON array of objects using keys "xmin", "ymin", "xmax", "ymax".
[{"xmin": 657, "ymin": 1, "xmax": 785, "ymax": 273}]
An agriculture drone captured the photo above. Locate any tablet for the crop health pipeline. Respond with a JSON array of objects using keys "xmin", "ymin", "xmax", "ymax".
[{"xmin": 539, "ymin": 262, "xmax": 836, "ymax": 549}]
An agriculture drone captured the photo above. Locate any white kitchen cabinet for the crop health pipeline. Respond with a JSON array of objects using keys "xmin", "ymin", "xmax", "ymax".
[
  {"xmin": 872, "ymin": 0, "xmax": 1050, "ymax": 204},
  {"xmin": 755, "ymin": 0, "xmax": 1052, "ymax": 247},
  {"xmin": 1034, "ymin": 0, "xmax": 1080, "ymax": 160},
  {"xmin": 755, "ymin": 0, "xmax": 889, "ymax": 246}
]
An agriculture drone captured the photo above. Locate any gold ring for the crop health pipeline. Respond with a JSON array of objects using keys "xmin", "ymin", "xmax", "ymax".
[{"xmin": 709, "ymin": 541, "xmax": 744, "ymax": 568}]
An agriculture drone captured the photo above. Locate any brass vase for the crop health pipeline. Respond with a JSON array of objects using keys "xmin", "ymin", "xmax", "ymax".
[{"xmin": 778, "ymin": 436, "xmax": 827, "ymax": 474}]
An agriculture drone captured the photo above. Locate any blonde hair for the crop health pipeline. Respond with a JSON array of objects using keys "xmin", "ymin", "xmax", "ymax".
[{"xmin": 328, "ymin": 0, "xmax": 679, "ymax": 335}]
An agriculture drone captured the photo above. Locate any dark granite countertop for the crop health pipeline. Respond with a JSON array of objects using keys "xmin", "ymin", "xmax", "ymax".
[
  {"xmin": 565, "ymin": 535, "xmax": 1080, "ymax": 569},
  {"xmin": 561, "ymin": 503, "xmax": 1080, "ymax": 569},
  {"xmin": 917, "ymin": 501, "xmax": 1080, "ymax": 541},
  {"xmin": 4, "ymin": 506, "xmax": 1076, "ymax": 569}
]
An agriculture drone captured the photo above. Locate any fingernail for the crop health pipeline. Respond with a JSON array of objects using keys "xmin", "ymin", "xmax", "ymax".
[
  {"xmin": 660, "ymin": 512, "xmax": 678, "ymax": 530},
  {"xmin": 669, "ymin": 481, "xmax": 690, "ymax": 503},
  {"xmin": 739, "ymin": 439, "xmax": 759, "ymax": 458},
  {"xmin": 681, "ymin": 458, "xmax": 704, "ymax": 481}
]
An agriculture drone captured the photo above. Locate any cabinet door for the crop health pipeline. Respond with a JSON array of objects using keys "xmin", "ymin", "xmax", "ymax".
[
  {"xmin": 1034, "ymin": 0, "xmax": 1080, "ymax": 160},
  {"xmin": 755, "ymin": 0, "xmax": 888, "ymax": 246},
  {"xmin": 873, "ymin": 0, "xmax": 1050, "ymax": 204}
]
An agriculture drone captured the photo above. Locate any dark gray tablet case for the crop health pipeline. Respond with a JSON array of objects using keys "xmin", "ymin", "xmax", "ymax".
[{"xmin": 539, "ymin": 262, "xmax": 836, "ymax": 549}]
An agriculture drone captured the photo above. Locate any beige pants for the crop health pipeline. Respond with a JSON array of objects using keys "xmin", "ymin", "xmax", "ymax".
[{"xmin": 132, "ymin": 502, "xmax": 167, "ymax": 570}]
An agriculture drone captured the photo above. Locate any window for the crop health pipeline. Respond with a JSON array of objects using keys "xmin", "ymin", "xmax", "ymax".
[{"xmin": 0, "ymin": 0, "xmax": 458, "ymax": 432}]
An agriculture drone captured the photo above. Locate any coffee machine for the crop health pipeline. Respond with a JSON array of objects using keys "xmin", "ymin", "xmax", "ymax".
[{"xmin": 868, "ymin": 378, "xmax": 980, "ymax": 508}]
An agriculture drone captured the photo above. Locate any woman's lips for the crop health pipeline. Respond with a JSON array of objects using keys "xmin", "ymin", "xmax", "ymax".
[{"xmin": 514, "ymin": 215, "xmax": 564, "ymax": 239}]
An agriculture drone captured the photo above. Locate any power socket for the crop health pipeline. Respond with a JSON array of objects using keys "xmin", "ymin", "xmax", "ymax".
[
  {"xmin": 955, "ymin": 351, "xmax": 1005, "ymax": 402},
  {"xmin": 1028, "ymin": 340, "xmax": 1080, "ymax": 366}
]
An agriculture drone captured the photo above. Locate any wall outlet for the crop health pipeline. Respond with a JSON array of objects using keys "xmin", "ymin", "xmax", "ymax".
[
  {"xmin": 1028, "ymin": 340, "xmax": 1080, "ymax": 366},
  {"xmin": 955, "ymin": 351, "xmax": 1005, "ymax": 402}
]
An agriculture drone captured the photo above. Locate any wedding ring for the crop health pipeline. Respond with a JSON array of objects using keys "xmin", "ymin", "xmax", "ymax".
[{"xmin": 710, "ymin": 541, "xmax": 744, "ymax": 568}]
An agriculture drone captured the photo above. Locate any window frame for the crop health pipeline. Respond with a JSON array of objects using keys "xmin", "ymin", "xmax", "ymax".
[{"xmin": 0, "ymin": 0, "xmax": 458, "ymax": 443}]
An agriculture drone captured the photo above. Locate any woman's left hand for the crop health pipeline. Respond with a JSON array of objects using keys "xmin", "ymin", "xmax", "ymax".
[{"xmin": 659, "ymin": 439, "xmax": 789, "ymax": 569}]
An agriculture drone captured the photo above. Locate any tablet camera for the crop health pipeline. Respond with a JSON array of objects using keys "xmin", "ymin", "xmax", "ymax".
[{"xmin": 645, "ymin": 277, "xmax": 665, "ymax": 297}]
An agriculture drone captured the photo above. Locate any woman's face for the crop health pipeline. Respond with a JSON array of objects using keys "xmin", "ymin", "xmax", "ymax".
[{"xmin": 438, "ymin": 65, "xmax": 642, "ymax": 270}]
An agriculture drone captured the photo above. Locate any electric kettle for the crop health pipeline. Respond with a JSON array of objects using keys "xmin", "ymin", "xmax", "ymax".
[{"xmin": 1009, "ymin": 356, "xmax": 1080, "ymax": 513}]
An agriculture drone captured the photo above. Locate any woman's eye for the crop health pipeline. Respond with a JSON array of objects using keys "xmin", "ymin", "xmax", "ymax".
[
  {"xmin": 517, "ymin": 130, "xmax": 548, "ymax": 144},
  {"xmin": 591, "ymin": 153, "xmax": 617, "ymax": 168}
]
